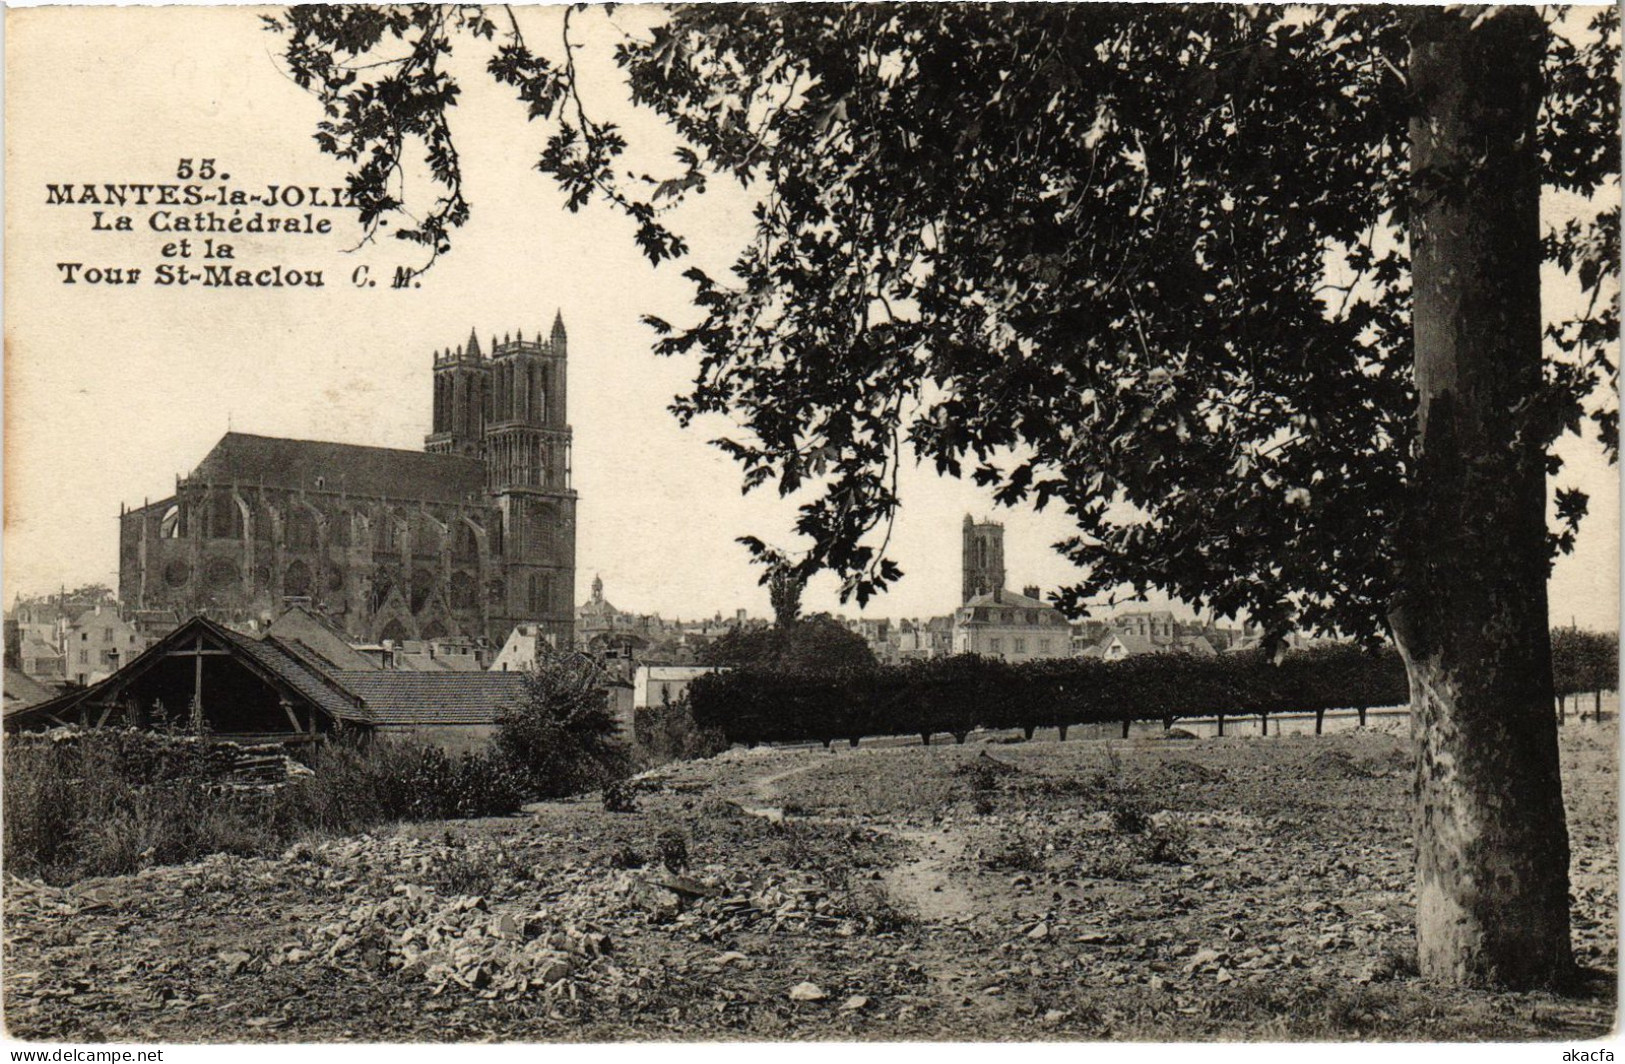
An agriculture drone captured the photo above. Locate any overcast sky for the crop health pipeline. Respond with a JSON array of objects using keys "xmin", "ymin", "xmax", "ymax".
[{"xmin": 5, "ymin": 6, "xmax": 1618, "ymax": 632}]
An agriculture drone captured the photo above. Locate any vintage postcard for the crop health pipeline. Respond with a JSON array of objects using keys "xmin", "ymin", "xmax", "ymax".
[{"xmin": 3, "ymin": 2, "xmax": 1619, "ymax": 1053}]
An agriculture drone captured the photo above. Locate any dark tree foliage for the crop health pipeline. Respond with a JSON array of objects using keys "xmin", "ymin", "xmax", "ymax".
[
  {"xmin": 685, "ymin": 643, "xmax": 1416, "ymax": 747},
  {"xmin": 497, "ymin": 653, "xmax": 631, "ymax": 797},
  {"xmin": 767, "ymin": 566, "xmax": 804, "ymax": 629},
  {"xmin": 266, "ymin": 4, "xmax": 1618, "ymax": 642},
  {"xmin": 1550, "ymin": 628, "xmax": 1619, "ymax": 698},
  {"xmin": 698, "ymin": 612, "xmax": 877, "ymax": 673}
]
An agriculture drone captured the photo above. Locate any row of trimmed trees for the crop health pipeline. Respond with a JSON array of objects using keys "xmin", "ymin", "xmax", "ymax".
[
  {"xmin": 1551, "ymin": 628, "xmax": 1620, "ymax": 723},
  {"xmin": 687, "ymin": 635, "xmax": 1617, "ymax": 749}
]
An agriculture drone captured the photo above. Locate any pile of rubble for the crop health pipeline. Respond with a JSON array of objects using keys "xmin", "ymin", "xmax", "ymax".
[
  {"xmin": 259, "ymin": 832, "xmax": 869, "ymax": 1005},
  {"xmin": 285, "ymin": 886, "xmax": 611, "ymax": 1001},
  {"xmin": 619, "ymin": 867, "xmax": 855, "ymax": 934}
]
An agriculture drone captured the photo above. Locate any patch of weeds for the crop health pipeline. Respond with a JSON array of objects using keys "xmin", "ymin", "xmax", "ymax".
[
  {"xmin": 1075, "ymin": 842, "xmax": 1142, "ymax": 881},
  {"xmin": 971, "ymin": 793, "xmax": 997, "ymax": 815},
  {"xmin": 604, "ymin": 843, "xmax": 646, "ymax": 869},
  {"xmin": 838, "ymin": 873, "xmax": 917, "ymax": 932},
  {"xmin": 1025, "ymin": 775, "xmax": 1096, "ymax": 799},
  {"xmin": 1309, "ymin": 749, "xmax": 1374, "ymax": 780},
  {"xmin": 1069, "ymin": 745, "xmax": 1151, "ymax": 812},
  {"xmin": 1109, "ymin": 798, "xmax": 1152, "ymax": 835},
  {"xmin": 602, "ymin": 779, "xmax": 639, "ymax": 813},
  {"xmin": 696, "ymin": 796, "xmax": 744, "ymax": 821},
  {"xmin": 427, "ymin": 837, "xmax": 526, "ymax": 896},
  {"xmin": 1354, "ymin": 740, "xmax": 1410, "ymax": 775},
  {"xmin": 1134, "ymin": 820, "xmax": 1192, "ymax": 865},
  {"xmin": 955, "ymin": 751, "xmax": 1018, "ymax": 793},
  {"xmin": 768, "ymin": 820, "xmax": 818, "ymax": 868},
  {"xmin": 1153, "ymin": 759, "xmax": 1227, "ymax": 785},
  {"xmin": 1201, "ymin": 981, "xmax": 1302, "ymax": 1023},
  {"xmin": 655, "ymin": 827, "xmax": 690, "ymax": 873},
  {"xmin": 1367, "ymin": 944, "xmax": 1419, "ymax": 982},
  {"xmin": 1059, "ymin": 1002, "xmax": 1107, "ymax": 1030},
  {"xmin": 1315, "ymin": 986, "xmax": 1398, "ymax": 1036},
  {"xmin": 779, "ymin": 799, "xmax": 814, "ymax": 816},
  {"xmin": 1102, "ymin": 742, "xmax": 1125, "ymax": 773},
  {"xmin": 982, "ymin": 835, "xmax": 1047, "ymax": 873}
]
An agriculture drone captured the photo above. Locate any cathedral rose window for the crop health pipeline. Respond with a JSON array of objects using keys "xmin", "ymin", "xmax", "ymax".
[{"xmin": 163, "ymin": 559, "xmax": 191, "ymax": 588}]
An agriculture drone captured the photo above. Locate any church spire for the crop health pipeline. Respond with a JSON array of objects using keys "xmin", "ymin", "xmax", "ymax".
[
  {"xmin": 465, "ymin": 328, "xmax": 482, "ymax": 358},
  {"xmin": 551, "ymin": 309, "xmax": 567, "ymax": 355}
]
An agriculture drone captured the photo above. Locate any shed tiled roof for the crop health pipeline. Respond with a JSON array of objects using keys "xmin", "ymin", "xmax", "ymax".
[
  {"xmin": 191, "ymin": 432, "xmax": 486, "ymax": 505},
  {"xmin": 214, "ymin": 628, "xmax": 371, "ymax": 724},
  {"xmin": 6, "ymin": 613, "xmax": 543, "ymax": 733},
  {"xmin": 333, "ymin": 672, "xmax": 529, "ymax": 726}
]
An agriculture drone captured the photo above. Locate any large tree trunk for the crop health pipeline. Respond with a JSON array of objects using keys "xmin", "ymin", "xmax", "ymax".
[{"xmin": 1392, "ymin": 8, "xmax": 1572, "ymax": 990}]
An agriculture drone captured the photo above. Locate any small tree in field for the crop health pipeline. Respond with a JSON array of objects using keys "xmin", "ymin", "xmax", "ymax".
[{"xmin": 497, "ymin": 653, "xmax": 630, "ymax": 799}]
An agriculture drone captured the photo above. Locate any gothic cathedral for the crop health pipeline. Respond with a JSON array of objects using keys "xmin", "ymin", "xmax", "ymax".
[{"xmin": 119, "ymin": 317, "xmax": 578, "ymax": 648}]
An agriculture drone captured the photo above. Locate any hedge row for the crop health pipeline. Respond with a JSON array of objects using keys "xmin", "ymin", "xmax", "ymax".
[
  {"xmin": 687, "ymin": 633, "xmax": 1617, "ymax": 747},
  {"xmin": 1551, "ymin": 629, "xmax": 1619, "ymax": 698}
]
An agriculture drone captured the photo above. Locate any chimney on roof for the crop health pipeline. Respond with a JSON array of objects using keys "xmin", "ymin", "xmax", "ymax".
[{"xmin": 1023, "ymin": 585, "xmax": 1040, "ymax": 601}]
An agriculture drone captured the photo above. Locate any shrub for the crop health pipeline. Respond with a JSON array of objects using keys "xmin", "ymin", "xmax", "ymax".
[
  {"xmin": 278, "ymin": 736, "xmax": 524, "ymax": 827},
  {"xmin": 1109, "ymin": 798, "xmax": 1152, "ymax": 835},
  {"xmin": 633, "ymin": 696, "xmax": 727, "ymax": 766},
  {"xmin": 602, "ymin": 779, "xmax": 639, "ymax": 813},
  {"xmin": 604, "ymin": 843, "xmax": 646, "ymax": 869},
  {"xmin": 1135, "ymin": 820, "xmax": 1192, "ymax": 864},
  {"xmin": 982, "ymin": 836, "xmax": 1046, "ymax": 873},
  {"xmin": 653, "ymin": 827, "xmax": 690, "ymax": 873},
  {"xmin": 3, "ymin": 729, "xmax": 525, "ymax": 886},
  {"xmin": 496, "ymin": 654, "xmax": 633, "ymax": 798}
]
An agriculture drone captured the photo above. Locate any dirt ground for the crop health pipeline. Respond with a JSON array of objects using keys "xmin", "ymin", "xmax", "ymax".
[{"xmin": 4, "ymin": 721, "xmax": 1617, "ymax": 1042}]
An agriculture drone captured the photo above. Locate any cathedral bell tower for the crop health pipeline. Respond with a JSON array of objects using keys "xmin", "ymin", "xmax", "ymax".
[
  {"xmin": 426, "ymin": 328, "xmax": 489, "ymax": 458},
  {"xmin": 423, "ymin": 314, "xmax": 578, "ymax": 648},
  {"xmin": 484, "ymin": 312, "xmax": 571, "ymax": 493},
  {"xmin": 485, "ymin": 312, "xmax": 576, "ymax": 647}
]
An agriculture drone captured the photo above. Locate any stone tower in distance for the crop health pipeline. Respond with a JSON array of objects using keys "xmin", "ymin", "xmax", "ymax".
[
  {"xmin": 426, "ymin": 313, "xmax": 577, "ymax": 647},
  {"xmin": 962, "ymin": 515, "xmax": 1006, "ymax": 603}
]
